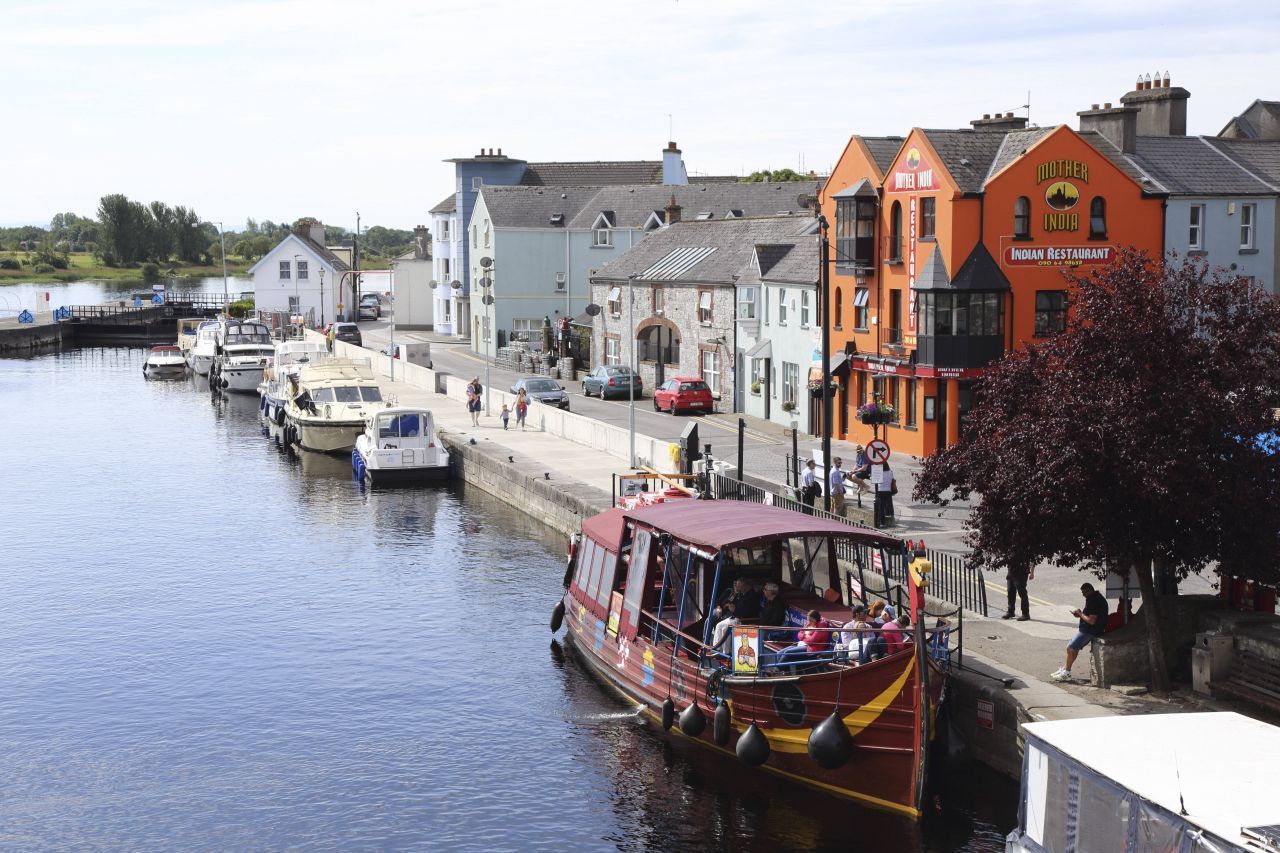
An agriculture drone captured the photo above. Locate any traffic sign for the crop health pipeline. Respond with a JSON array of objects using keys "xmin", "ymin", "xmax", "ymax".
[{"xmin": 865, "ymin": 439, "xmax": 891, "ymax": 465}]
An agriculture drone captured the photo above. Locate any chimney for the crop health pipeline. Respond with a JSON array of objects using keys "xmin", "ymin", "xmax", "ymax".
[
  {"xmin": 414, "ymin": 225, "xmax": 429, "ymax": 260},
  {"xmin": 307, "ymin": 220, "xmax": 326, "ymax": 246},
  {"xmin": 662, "ymin": 141, "xmax": 688, "ymax": 185},
  {"xmin": 1078, "ymin": 103, "xmax": 1139, "ymax": 154},
  {"xmin": 970, "ymin": 112, "xmax": 1028, "ymax": 130},
  {"xmin": 1120, "ymin": 71, "xmax": 1189, "ymax": 136},
  {"xmin": 664, "ymin": 194, "xmax": 682, "ymax": 224}
]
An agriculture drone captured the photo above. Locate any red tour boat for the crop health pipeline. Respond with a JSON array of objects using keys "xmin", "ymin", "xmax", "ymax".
[{"xmin": 552, "ymin": 499, "xmax": 948, "ymax": 818}]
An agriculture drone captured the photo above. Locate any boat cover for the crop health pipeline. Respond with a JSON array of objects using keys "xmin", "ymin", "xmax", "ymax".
[
  {"xmin": 623, "ymin": 501, "xmax": 901, "ymax": 550},
  {"xmin": 581, "ymin": 508, "xmax": 628, "ymax": 549}
]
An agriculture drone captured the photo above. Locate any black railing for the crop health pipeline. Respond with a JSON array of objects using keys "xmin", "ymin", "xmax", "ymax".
[{"xmin": 710, "ymin": 471, "xmax": 988, "ymax": 617}]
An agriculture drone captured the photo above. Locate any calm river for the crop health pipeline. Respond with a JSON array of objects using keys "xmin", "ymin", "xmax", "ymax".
[{"xmin": 0, "ymin": 346, "xmax": 1014, "ymax": 851}]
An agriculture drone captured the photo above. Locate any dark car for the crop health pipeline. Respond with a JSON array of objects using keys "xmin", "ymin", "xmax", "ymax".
[
  {"xmin": 511, "ymin": 376, "xmax": 570, "ymax": 410},
  {"xmin": 329, "ymin": 322, "xmax": 362, "ymax": 349},
  {"xmin": 581, "ymin": 365, "xmax": 643, "ymax": 399},
  {"xmin": 653, "ymin": 377, "xmax": 714, "ymax": 414}
]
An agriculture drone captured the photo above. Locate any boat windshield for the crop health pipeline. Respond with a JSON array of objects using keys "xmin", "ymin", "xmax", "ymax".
[
  {"xmin": 378, "ymin": 413, "xmax": 421, "ymax": 438},
  {"xmin": 321, "ymin": 386, "xmax": 382, "ymax": 403},
  {"xmin": 225, "ymin": 325, "xmax": 271, "ymax": 344}
]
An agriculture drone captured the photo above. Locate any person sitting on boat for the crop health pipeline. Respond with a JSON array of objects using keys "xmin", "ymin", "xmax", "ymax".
[
  {"xmin": 710, "ymin": 578, "xmax": 762, "ymax": 650},
  {"xmin": 759, "ymin": 582, "xmax": 789, "ymax": 643},
  {"xmin": 881, "ymin": 611, "xmax": 911, "ymax": 656},
  {"xmin": 774, "ymin": 610, "xmax": 832, "ymax": 672},
  {"xmin": 836, "ymin": 603, "xmax": 873, "ymax": 664}
]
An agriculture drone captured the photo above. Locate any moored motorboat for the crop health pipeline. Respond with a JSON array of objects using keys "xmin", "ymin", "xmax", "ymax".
[
  {"xmin": 282, "ymin": 358, "xmax": 385, "ymax": 454},
  {"xmin": 143, "ymin": 345, "xmax": 188, "ymax": 379},
  {"xmin": 352, "ymin": 407, "xmax": 450, "ymax": 486},
  {"xmin": 189, "ymin": 321, "xmax": 221, "ymax": 375},
  {"xmin": 260, "ymin": 338, "xmax": 327, "ymax": 424},
  {"xmin": 176, "ymin": 317, "xmax": 206, "ymax": 361},
  {"xmin": 212, "ymin": 319, "xmax": 275, "ymax": 393},
  {"xmin": 554, "ymin": 500, "xmax": 948, "ymax": 818}
]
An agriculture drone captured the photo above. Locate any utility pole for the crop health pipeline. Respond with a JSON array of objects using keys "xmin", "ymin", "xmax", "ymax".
[{"xmin": 216, "ymin": 221, "xmax": 228, "ymax": 313}]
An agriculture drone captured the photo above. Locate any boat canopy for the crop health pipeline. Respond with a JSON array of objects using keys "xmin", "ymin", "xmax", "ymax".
[
  {"xmin": 581, "ymin": 507, "xmax": 628, "ymax": 550},
  {"xmin": 624, "ymin": 501, "xmax": 901, "ymax": 551}
]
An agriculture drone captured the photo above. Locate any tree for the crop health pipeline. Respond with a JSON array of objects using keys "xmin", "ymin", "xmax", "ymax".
[
  {"xmin": 742, "ymin": 168, "xmax": 810, "ymax": 183},
  {"xmin": 914, "ymin": 251, "xmax": 1280, "ymax": 693}
]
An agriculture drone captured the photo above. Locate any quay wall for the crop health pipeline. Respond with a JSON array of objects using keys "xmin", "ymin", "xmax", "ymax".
[{"xmin": 0, "ymin": 321, "xmax": 62, "ymax": 352}]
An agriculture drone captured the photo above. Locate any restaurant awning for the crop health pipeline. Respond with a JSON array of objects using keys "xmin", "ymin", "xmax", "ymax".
[{"xmin": 807, "ymin": 352, "xmax": 849, "ymax": 384}]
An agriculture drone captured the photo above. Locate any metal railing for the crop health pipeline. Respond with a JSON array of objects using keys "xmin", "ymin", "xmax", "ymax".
[{"xmin": 711, "ymin": 471, "xmax": 988, "ymax": 618}]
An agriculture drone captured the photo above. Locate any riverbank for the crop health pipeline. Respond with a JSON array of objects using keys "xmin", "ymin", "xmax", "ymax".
[{"xmin": 0, "ymin": 252, "xmax": 252, "ymax": 284}]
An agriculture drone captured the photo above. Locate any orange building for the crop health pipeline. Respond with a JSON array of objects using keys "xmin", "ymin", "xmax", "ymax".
[{"xmin": 820, "ymin": 118, "xmax": 1166, "ymax": 457}]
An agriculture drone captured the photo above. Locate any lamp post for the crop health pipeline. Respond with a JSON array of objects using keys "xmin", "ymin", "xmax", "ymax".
[
  {"xmin": 389, "ymin": 264, "xmax": 396, "ymax": 382},
  {"xmin": 318, "ymin": 267, "xmax": 326, "ymax": 327},
  {"xmin": 817, "ymin": 214, "xmax": 833, "ymax": 513},
  {"xmin": 215, "ymin": 221, "xmax": 228, "ymax": 312},
  {"xmin": 628, "ymin": 272, "xmax": 638, "ymax": 467}
]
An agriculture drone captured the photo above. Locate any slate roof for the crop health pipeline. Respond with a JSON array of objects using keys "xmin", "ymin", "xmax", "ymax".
[
  {"xmin": 1218, "ymin": 100, "xmax": 1280, "ymax": 139},
  {"xmin": 1203, "ymin": 138, "xmax": 1280, "ymax": 188},
  {"xmin": 430, "ymin": 193, "xmax": 456, "ymax": 215},
  {"xmin": 985, "ymin": 128, "xmax": 1054, "ymax": 182},
  {"xmin": 1124, "ymin": 136, "xmax": 1276, "ymax": 195},
  {"xmin": 1075, "ymin": 131, "xmax": 1165, "ymax": 192},
  {"xmin": 520, "ymin": 161, "xmax": 663, "ymax": 186},
  {"xmin": 478, "ymin": 185, "xmax": 601, "ymax": 228},
  {"xmin": 591, "ymin": 216, "xmax": 814, "ymax": 285},
  {"xmin": 861, "ymin": 137, "xmax": 905, "ymax": 174},
  {"xmin": 917, "ymin": 129, "xmax": 1010, "ymax": 194},
  {"xmin": 294, "ymin": 232, "xmax": 351, "ymax": 271},
  {"xmin": 758, "ymin": 236, "xmax": 818, "ymax": 285},
  {"xmin": 567, "ymin": 181, "xmax": 822, "ymax": 230},
  {"xmin": 913, "ymin": 244, "xmax": 950, "ymax": 290},
  {"xmin": 950, "ymin": 243, "xmax": 1010, "ymax": 291}
]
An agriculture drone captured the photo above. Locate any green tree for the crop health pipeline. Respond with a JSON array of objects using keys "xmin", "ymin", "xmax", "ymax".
[{"xmin": 742, "ymin": 168, "xmax": 810, "ymax": 183}]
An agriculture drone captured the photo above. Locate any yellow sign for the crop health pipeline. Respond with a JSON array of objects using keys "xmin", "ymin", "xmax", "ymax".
[
  {"xmin": 1036, "ymin": 159, "xmax": 1089, "ymax": 184},
  {"xmin": 607, "ymin": 591, "xmax": 623, "ymax": 636},
  {"xmin": 733, "ymin": 627, "xmax": 760, "ymax": 674}
]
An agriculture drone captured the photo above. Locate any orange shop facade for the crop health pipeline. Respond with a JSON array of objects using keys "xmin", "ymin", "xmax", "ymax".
[{"xmin": 824, "ymin": 124, "xmax": 1166, "ymax": 457}]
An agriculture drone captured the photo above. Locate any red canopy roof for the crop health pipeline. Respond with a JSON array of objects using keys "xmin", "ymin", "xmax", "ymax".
[
  {"xmin": 622, "ymin": 500, "xmax": 902, "ymax": 551},
  {"xmin": 581, "ymin": 507, "xmax": 628, "ymax": 550}
]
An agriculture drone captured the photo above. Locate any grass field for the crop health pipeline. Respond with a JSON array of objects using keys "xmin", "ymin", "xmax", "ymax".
[{"xmin": 0, "ymin": 252, "xmax": 253, "ymax": 283}]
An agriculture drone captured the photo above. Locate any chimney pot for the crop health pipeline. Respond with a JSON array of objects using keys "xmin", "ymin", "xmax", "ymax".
[
  {"xmin": 1104, "ymin": 102, "xmax": 1112, "ymax": 109},
  {"xmin": 1163, "ymin": 71, "xmax": 1170, "ymax": 87},
  {"xmin": 1006, "ymin": 112, "xmax": 1013, "ymax": 118},
  {"xmin": 982, "ymin": 113, "xmax": 990, "ymax": 119},
  {"xmin": 497, "ymin": 148, "xmax": 502, "ymax": 156},
  {"xmin": 1091, "ymin": 103, "xmax": 1100, "ymax": 110}
]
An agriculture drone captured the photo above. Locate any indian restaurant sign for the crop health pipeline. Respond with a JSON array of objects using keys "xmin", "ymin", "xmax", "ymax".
[{"xmin": 888, "ymin": 146, "xmax": 939, "ymax": 193}]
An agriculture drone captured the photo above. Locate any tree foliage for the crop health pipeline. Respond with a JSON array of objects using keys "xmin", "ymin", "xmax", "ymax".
[
  {"xmin": 96, "ymin": 194, "xmax": 210, "ymax": 264},
  {"xmin": 742, "ymin": 168, "xmax": 810, "ymax": 183},
  {"xmin": 914, "ymin": 251, "xmax": 1280, "ymax": 690}
]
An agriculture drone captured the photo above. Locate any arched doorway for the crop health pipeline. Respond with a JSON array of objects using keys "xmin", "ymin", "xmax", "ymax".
[{"xmin": 636, "ymin": 318, "xmax": 681, "ymax": 386}]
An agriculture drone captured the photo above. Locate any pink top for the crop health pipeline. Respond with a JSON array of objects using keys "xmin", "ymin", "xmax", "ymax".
[
  {"xmin": 798, "ymin": 627, "xmax": 830, "ymax": 653},
  {"xmin": 881, "ymin": 622, "xmax": 905, "ymax": 654}
]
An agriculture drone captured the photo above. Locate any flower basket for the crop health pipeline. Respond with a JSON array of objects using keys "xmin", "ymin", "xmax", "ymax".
[
  {"xmin": 750, "ymin": 381, "xmax": 761, "ymax": 394},
  {"xmin": 781, "ymin": 400, "xmax": 796, "ymax": 413},
  {"xmin": 856, "ymin": 401, "xmax": 895, "ymax": 424}
]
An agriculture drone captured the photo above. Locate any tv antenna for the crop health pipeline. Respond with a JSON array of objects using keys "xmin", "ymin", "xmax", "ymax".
[{"xmin": 1001, "ymin": 91, "xmax": 1032, "ymax": 126}]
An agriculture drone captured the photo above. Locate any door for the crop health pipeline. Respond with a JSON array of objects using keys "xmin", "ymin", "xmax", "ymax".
[
  {"xmin": 889, "ymin": 289, "xmax": 902, "ymax": 344},
  {"xmin": 936, "ymin": 380, "xmax": 948, "ymax": 449},
  {"xmin": 654, "ymin": 327, "xmax": 666, "ymax": 386},
  {"xmin": 763, "ymin": 358, "xmax": 772, "ymax": 420},
  {"xmin": 839, "ymin": 374, "xmax": 849, "ymax": 437}
]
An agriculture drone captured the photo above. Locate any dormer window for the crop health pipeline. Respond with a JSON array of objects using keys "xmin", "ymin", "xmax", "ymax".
[
  {"xmin": 549, "ymin": 213, "xmax": 565, "ymax": 227},
  {"xmin": 695, "ymin": 212, "xmax": 713, "ymax": 220},
  {"xmin": 591, "ymin": 211, "xmax": 615, "ymax": 246},
  {"xmin": 642, "ymin": 211, "xmax": 664, "ymax": 232}
]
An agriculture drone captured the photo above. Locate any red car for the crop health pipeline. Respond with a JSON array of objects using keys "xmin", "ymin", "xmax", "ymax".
[{"xmin": 653, "ymin": 377, "xmax": 714, "ymax": 414}]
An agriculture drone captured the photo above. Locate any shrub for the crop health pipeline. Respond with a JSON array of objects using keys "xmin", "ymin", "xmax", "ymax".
[
  {"xmin": 33, "ymin": 263, "xmax": 56, "ymax": 274},
  {"xmin": 227, "ymin": 298, "xmax": 255, "ymax": 317},
  {"xmin": 0, "ymin": 258, "xmax": 19, "ymax": 270},
  {"xmin": 141, "ymin": 263, "xmax": 160, "ymax": 282},
  {"xmin": 100, "ymin": 251, "xmax": 118, "ymax": 267}
]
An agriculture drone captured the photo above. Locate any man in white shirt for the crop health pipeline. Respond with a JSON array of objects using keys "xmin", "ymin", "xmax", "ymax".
[
  {"xmin": 874, "ymin": 464, "xmax": 896, "ymax": 528},
  {"xmin": 799, "ymin": 459, "xmax": 819, "ymax": 514},
  {"xmin": 828, "ymin": 457, "xmax": 848, "ymax": 517}
]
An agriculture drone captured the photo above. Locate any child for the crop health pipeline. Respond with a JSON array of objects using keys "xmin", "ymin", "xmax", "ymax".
[{"xmin": 500, "ymin": 404, "xmax": 510, "ymax": 430}]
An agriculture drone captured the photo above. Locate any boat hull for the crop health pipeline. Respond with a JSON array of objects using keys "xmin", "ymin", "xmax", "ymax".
[
  {"xmin": 364, "ymin": 463, "xmax": 450, "ymax": 487},
  {"xmin": 219, "ymin": 365, "xmax": 267, "ymax": 393},
  {"xmin": 144, "ymin": 363, "xmax": 187, "ymax": 379},
  {"xmin": 288, "ymin": 416, "xmax": 365, "ymax": 454},
  {"xmin": 562, "ymin": 593, "xmax": 942, "ymax": 818},
  {"xmin": 190, "ymin": 354, "xmax": 214, "ymax": 376}
]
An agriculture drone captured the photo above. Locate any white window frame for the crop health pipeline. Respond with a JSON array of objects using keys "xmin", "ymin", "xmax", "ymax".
[
  {"xmin": 698, "ymin": 290, "xmax": 713, "ymax": 324},
  {"xmin": 472, "ymin": 176, "xmax": 484, "ymax": 190},
  {"xmin": 481, "ymin": 315, "xmax": 491, "ymax": 342},
  {"xmin": 1189, "ymin": 204, "xmax": 1205, "ymax": 250},
  {"xmin": 1241, "ymin": 203, "xmax": 1256, "ymax": 250},
  {"xmin": 782, "ymin": 362, "xmax": 799, "ymax": 406},
  {"xmin": 442, "ymin": 300, "xmax": 452, "ymax": 321},
  {"xmin": 279, "ymin": 260, "xmax": 291, "ymax": 280},
  {"xmin": 605, "ymin": 337, "xmax": 620, "ymax": 365},
  {"xmin": 593, "ymin": 228, "xmax": 612, "ymax": 247},
  {"xmin": 607, "ymin": 286, "xmax": 622, "ymax": 317},
  {"xmin": 738, "ymin": 286, "xmax": 756, "ymax": 320},
  {"xmin": 801, "ymin": 290, "xmax": 811, "ymax": 327},
  {"xmin": 778, "ymin": 288, "xmax": 787, "ymax": 325},
  {"xmin": 296, "ymin": 260, "xmax": 309, "ymax": 281},
  {"xmin": 700, "ymin": 349, "xmax": 720, "ymax": 395},
  {"xmin": 288, "ymin": 295, "xmax": 300, "ymax": 312},
  {"xmin": 750, "ymin": 357, "xmax": 763, "ymax": 388}
]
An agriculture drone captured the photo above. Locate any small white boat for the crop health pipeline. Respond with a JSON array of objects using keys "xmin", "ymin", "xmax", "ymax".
[
  {"xmin": 212, "ymin": 320, "xmax": 275, "ymax": 393},
  {"xmin": 352, "ymin": 407, "xmax": 450, "ymax": 486},
  {"xmin": 189, "ymin": 321, "xmax": 221, "ymax": 375},
  {"xmin": 259, "ymin": 339, "xmax": 328, "ymax": 425},
  {"xmin": 143, "ymin": 345, "xmax": 188, "ymax": 379},
  {"xmin": 283, "ymin": 358, "xmax": 385, "ymax": 454},
  {"xmin": 176, "ymin": 317, "xmax": 206, "ymax": 361}
]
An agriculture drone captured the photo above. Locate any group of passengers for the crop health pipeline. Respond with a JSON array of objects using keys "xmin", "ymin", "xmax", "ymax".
[{"xmin": 708, "ymin": 575, "xmax": 913, "ymax": 672}]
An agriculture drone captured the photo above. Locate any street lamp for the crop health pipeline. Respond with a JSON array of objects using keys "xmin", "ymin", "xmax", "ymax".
[
  {"xmin": 215, "ymin": 221, "xmax": 228, "ymax": 312},
  {"xmin": 817, "ymin": 214, "xmax": 833, "ymax": 513},
  {"xmin": 318, "ymin": 267, "xmax": 326, "ymax": 327},
  {"xmin": 628, "ymin": 272, "xmax": 638, "ymax": 467}
]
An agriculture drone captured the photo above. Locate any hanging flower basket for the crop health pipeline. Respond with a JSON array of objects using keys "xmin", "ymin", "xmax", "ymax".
[
  {"xmin": 781, "ymin": 400, "xmax": 797, "ymax": 413},
  {"xmin": 856, "ymin": 401, "xmax": 895, "ymax": 424}
]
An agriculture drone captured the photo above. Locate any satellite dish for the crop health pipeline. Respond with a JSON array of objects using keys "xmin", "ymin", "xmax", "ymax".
[
  {"xmin": 450, "ymin": 280, "xmax": 462, "ymax": 289},
  {"xmin": 479, "ymin": 256, "xmax": 493, "ymax": 269},
  {"xmin": 429, "ymin": 280, "xmax": 438, "ymax": 289},
  {"xmin": 585, "ymin": 303, "xmax": 602, "ymax": 316},
  {"xmin": 482, "ymin": 294, "xmax": 495, "ymax": 306},
  {"xmin": 480, "ymin": 276, "xmax": 492, "ymax": 288}
]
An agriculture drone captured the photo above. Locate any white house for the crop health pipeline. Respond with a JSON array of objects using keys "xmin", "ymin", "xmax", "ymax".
[
  {"xmin": 390, "ymin": 225, "xmax": 434, "ymax": 330},
  {"xmin": 247, "ymin": 221, "xmax": 350, "ymax": 325},
  {"xmin": 429, "ymin": 194, "xmax": 462, "ymax": 336}
]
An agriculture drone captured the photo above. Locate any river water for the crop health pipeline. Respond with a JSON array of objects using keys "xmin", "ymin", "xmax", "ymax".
[
  {"xmin": 0, "ymin": 276, "xmax": 253, "ymax": 315},
  {"xmin": 0, "ymin": 346, "xmax": 1015, "ymax": 851}
]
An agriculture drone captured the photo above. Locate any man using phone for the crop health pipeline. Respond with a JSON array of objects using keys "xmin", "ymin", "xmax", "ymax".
[{"xmin": 1051, "ymin": 582, "xmax": 1109, "ymax": 682}]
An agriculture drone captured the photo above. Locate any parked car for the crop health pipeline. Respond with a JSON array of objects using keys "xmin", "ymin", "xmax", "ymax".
[
  {"xmin": 329, "ymin": 322, "xmax": 362, "ymax": 349},
  {"xmin": 653, "ymin": 377, "xmax": 714, "ymax": 414},
  {"xmin": 581, "ymin": 365, "xmax": 643, "ymax": 399},
  {"xmin": 511, "ymin": 376, "xmax": 570, "ymax": 410},
  {"xmin": 358, "ymin": 294, "xmax": 381, "ymax": 320}
]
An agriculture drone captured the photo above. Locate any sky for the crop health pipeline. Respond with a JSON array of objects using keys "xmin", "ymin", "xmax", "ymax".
[{"xmin": 3, "ymin": 0, "xmax": 1278, "ymax": 230}]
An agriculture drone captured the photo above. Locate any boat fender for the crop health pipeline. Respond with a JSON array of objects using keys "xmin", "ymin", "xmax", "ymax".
[
  {"xmin": 661, "ymin": 697, "xmax": 675, "ymax": 731},
  {"xmin": 678, "ymin": 702, "xmax": 706, "ymax": 738},
  {"xmin": 713, "ymin": 703, "xmax": 732, "ymax": 747},
  {"xmin": 736, "ymin": 723, "xmax": 770, "ymax": 767},
  {"xmin": 550, "ymin": 600, "xmax": 565, "ymax": 633},
  {"xmin": 275, "ymin": 407, "xmax": 285, "ymax": 426},
  {"xmin": 807, "ymin": 711, "xmax": 855, "ymax": 770},
  {"xmin": 561, "ymin": 555, "xmax": 577, "ymax": 590}
]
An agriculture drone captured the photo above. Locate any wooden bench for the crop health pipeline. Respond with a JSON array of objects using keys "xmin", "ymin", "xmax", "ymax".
[{"xmin": 1214, "ymin": 649, "xmax": 1280, "ymax": 713}]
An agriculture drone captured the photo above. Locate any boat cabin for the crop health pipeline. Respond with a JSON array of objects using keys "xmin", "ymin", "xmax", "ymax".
[
  {"xmin": 368, "ymin": 409, "xmax": 436, "ymax": 450},
  {"xmin": 220, "ymin": 321, "xmax": 272, "ymax": 348}
]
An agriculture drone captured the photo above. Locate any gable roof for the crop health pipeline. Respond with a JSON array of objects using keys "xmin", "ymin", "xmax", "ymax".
[
  {"xmin": 758, "ymin": 236, "xmax": 818, "ymax": 285},
  {"xmin": 861, "ymin": 136, "xmax": 905, "ymax": 175},
  {"xmin": 1218, "ymin": 100, "xmax": 1280, "ymax": 139},
  {"xmin": 1073, "ymin": 130, "xmax": 1165, "ymax": 192},
  {"xmin": 1203, "ymin": 138, "xmax": 1280, "ymax": 188},
  {"xmin": 916, "ymin": 129, "xmax": 1010, "ymax": 194},
  {"xmin": 985, "ymin": 128, "xmax": 1055, "ymax": 183},
  {"xmin": 591, "ymin": 215, "xmax": 814, "ymax": 285},
  {"xmin": 430, "ymin": 192, "xmax": 457, "ymax": 215},
  {"xmin": 520, "ymin": 160, "xmax": 663, "ymax": 186},
  {"xmin": 246, "ymin": 232, "xmax": 350, "ymax": 275},
  {"xmin": 1122, "ymin": 136, "xmax": 1276, "ymax": 195},
  {"xmin": 567, "ymin": 181, "xmax": 822, "ymax": 230}
]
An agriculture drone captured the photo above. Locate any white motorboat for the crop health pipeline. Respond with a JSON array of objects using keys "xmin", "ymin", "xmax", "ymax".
[
  {"xmin": 176, "ymin": 317, "xmax": 206, "ymax": 361},
  {"xmin": 259, "ymin": 339, "xmax": 328, "ymax": 425},
  {"xmin": 212, "ymin": 320, "xmax": 275, "ymax": 393},
  {"xmin": 283, "ymin": 358, "xmax": 386, "ymax": 454},
  {"xmin": 143, "ymin": 345, "xmax": 188, "ymax": 379},
  {"xmin": 352, "ymin": 407, "xmax": 450, "ymax": 486},
  {"xmin": 189, "ymin": 321, "xmax": 221, "ymax": 375}
]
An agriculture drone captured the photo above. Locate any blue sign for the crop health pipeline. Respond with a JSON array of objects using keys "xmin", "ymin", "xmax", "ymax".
[
  {"xmin": 54, "ymin": 306, "xmax": 70, "ymax": 320},
  {"xmin": 152, "ymin": 293, "xmax": 163, "ymax": 304},
  {"xmin": 133, "ymin": 297, "xmax": 142, "ymax": 307},
  {"xmin": 18, "ymin": 310, "xmax": 34, "ymax": 324}
]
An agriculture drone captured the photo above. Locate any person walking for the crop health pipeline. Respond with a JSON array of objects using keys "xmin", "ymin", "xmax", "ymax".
[
  {"xmin": 500, "ymin": 403, "xmax": 511, "ymax": 430},
  {"xmin": 1003, "ymin": 562, "xmax": 1034, "ymax": 621},
  {"xmin": 515, "ymin": 389, "xmax": 529, "ymax": 431},
  {"xmin": 465, "ymin": 377, "xmax": 482, "ymax": 427},
  {"xmin": 799, "ymin": 459, "xmax": 820, "ymax": 514},
  {"xmin": 873, "ymin": 464, "xmax": 897, "ymax": 527},
  {"xmin": 828, "ymin": 457, "xmax": 848, "ymax": 517},
  {"xmin": 1051, "ymin": 582, "xmax": 1109, "ymax": 682}
]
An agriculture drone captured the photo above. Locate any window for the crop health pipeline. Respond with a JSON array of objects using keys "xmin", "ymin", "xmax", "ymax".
[
  {"xmin": 471, "ymin": 176, "xmax": 483, "ymax": 190},
  {"xmin": 607, "ymin": 286, "xmax": 622, "ymax": 316},
  {"xmin": 483, "ymin": 223, "xmax": 490, "ymax": 248},
  {"xmin": 836, "ymin": 199, "xmax": 855, "ymax": 265},
  {"xmin": 1089, "ymin": 197, "xmax": 1107, "ymax": 239},
  {"xmin": 698, "ymin": 290, "xmax": 713, "ymax": 324},
  {"xmin": 1241, "ymin": 203, "xmax": 1256, "ymax": 249},
  {"xmin": 886, "ymin": 377, "xmax": 899, "ymax": 421},
  {"xmin": 296, "ymin": 260, "xmax": 309, "ymax": 280},
  {"xmin": 737, "ymin": 286, "xmax": 755, "ymax": 319},
  {"xmin": 605, "ymin": 336, "xmax": 620, "ymax": 365},
  {"xmin": 1034, "ymin": 291, "xmax": 1067, "ymax": 337},
  {"xmin": 905, "ymin": 379, "xmax": 917, "ymax": 426},
  {"xmin": 700, "ymin": 349, "xmax": 720, "ymax": 394},
  {"xmin": 288, "ymin": 295, "xmax": 300, "ymax": 312},
  {"xmin": 920, "ymin": 197, "xmax": 936, "ymax": 240},
  {"xmin": 771, "ymin": 365, "xmax": 777, "ymax": 397},
  {"xmin": 440, "ymin": 221, "xmax": 450, "ymax": 241},
  {"xmin": 472, "ymin": 225, "xmax": 478, "ymax": 249},
  {"xmin": 593, "ymin": 227, "xmax": 612, "ymax": 247},
  {"xmin": 442, "ymin": 300, "xmax": 451, "ymax": 321},
  {"xmin": 782, "ymin": 362, "xmax": 799, "ymax": 406},
  {"xmin": 1014, "ymin": 196, "xmax": 1031, "ymax": 239},
  {"xmin": 653, "ymin": 285, "xmax": 664, "ymax": 314},
  {"xmin": 279, "ymin": 260, "xmax": 291, "ymax": 280},
  {"xmin": 777, "ymin": 288, "xmax": 787, "ymax": 324},
  {"xmin": 1189, "ymin": 205, "xmax": 1205, "ymax": 250},
  {"xmin": 921, "ymin": 291, "xmax": 1002, "ymax": 336},
  {"xmin": 481, "ymin": 315, "xmax": 491, "ymax": 342},
  {"xmin": 801, "ymin": 291, "xmax": 811, "ymax": 327},
  {"xmin": 750, "ymin": 358, "xmax": 763, "ymax": 390},
  {"xmin": 834, "ymin": 287, "xmax": 843, "ymax": 328},
  {"xmin": 442, "ymin": 258, "xmax": 451, "ymax": 279},
  {"xmin": 888, "ymin": 201, "xmax": 903, "ymax": 261},
  {"xmin": 853, "ymin": 287, "xmax": 869, "ymax": 329},
  {"xmin": 512, "ymin": 317, "xmax": 539, "ymax": 341}
]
